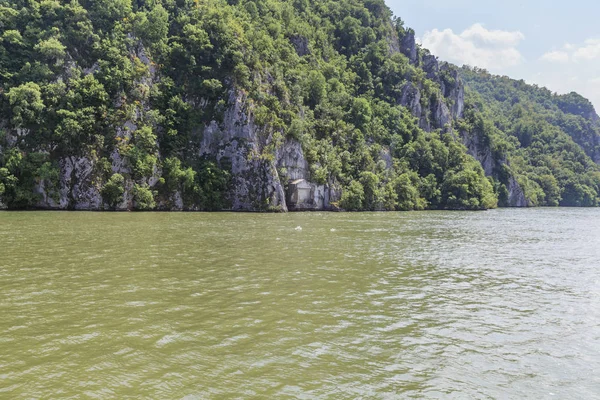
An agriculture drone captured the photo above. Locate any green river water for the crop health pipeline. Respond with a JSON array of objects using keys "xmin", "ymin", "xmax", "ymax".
[{"xmin": 1, "ymin": 209, "xmax": 599, "ymax": 398}]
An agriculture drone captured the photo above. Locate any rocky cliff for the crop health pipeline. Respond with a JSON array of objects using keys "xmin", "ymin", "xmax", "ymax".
[
  {"xmin": 2, "ymin": 0, "xmax": 597, "ymax": 210},
  {"xmin": 395, "ymin": 33, "xmax": 528, "ymax": 207},
  {"xmin": 1, "ymin": 0, "xmax": 487, "ymax": 212}
]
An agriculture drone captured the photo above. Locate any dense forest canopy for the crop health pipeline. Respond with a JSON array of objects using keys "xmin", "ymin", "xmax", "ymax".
[
  {"xmin": 459, "ymin": 67, "xmax": 600, "ymax": 207},
  {"xmin": 0, "ymin": 0, "xmax": 598, "ymax": 210}
]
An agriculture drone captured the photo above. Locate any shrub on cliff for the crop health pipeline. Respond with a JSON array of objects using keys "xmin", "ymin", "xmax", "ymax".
[
  {"xmin": 132, "ymin": 184, "xmax": 156, "ymax": 211},
  {"xmin": 101, "ymin": 174, "xmax": 125, "ymax": 209}
]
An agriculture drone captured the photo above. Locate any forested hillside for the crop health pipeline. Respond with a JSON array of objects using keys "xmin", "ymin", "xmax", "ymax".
[
  {"xmin": 459, "ymin": 67, "xmax": 600, "ymax": 207},
  {"xmin": 0, "ymin": 0, "xmax": 597, "ymax": 211}
]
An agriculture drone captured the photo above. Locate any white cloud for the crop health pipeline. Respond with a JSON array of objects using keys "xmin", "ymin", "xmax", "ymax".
[
  {"xmin": 573, "ymin": 39, "xmax": 600, "ymax": 61},
  {"xmin": 540, "ymin": 50, "xmax": 569, "ymax": 63},
  {"xmin": 419, "ymin": 26, "xmax": 600, "ymax": 112},
  {"xmin": 530, "ymin": 38, "xmax": 600, "ymax": 112},
  {"xmin": 541, "ymin": 39, "xmax": 600, "ymax": 63},
  {"xmin": 460, "ymin": 23, "xmax": 524, "ymax": 47},
  {"xmin": 420, "ymin": 23, "xmax": 525, "ymax": 70}
]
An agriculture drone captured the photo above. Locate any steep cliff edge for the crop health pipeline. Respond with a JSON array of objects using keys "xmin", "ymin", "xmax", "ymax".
[{"xmin": 395, "ymin": 33, "xmax": 529, "ymax": 207}]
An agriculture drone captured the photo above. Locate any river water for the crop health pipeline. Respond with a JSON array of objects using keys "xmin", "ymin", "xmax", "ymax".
[{"xmin": 1, "ymin": 209, "xmax": 599, "ymax": 398}]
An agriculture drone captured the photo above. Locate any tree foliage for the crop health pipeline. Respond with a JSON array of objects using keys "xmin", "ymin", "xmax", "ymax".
[
  {"xmin": 0, "ymin": 0, "xmax": 595, "ymax": 211},
  {"xmin": 460, "ymin": 66, "xmax": 600, "ymax": 207}
]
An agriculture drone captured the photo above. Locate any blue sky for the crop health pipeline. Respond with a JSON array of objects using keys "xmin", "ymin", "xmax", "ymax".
[{"xmin": 385, "ymin": 0, "xmax": 600, "ymax": 111}]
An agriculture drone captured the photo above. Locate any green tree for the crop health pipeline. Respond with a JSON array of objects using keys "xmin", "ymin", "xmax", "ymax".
[
  {"xmin": 359, "ymin": 171, "xmax": 380, "ymax": 210},
  {"xmin": 305, "ymin": 70, "xmax": 327, "ymax": 108},
  {"xmin": 34, "ymin": 37, "xmax": 66, "ymax": 62},
  {"xmin": 340, "ymin": 180, "xmax": 365, "ymax": 211},
  {"xmin": 393, "ymin": 173, "xmax": 423, "ymax": 211},
  {"xmin": 7, "ymin": 82, "xmax": 45, "ymax": 127},
  {"xmin": 133, "ymin": 4, "xmax": 169, "ymax": 46},
  {"xmin": 132, "ymin": 184, "xmax": 156, "ymax": 210},
  {"xmin": 442, "ymin": 164, "xmax": 497, "ymax": 210},
  {"xmin": 535, "ymin": 174, "xmax": 561, "ymax": 206},
  {"xmin": 101, "ymin": 173, "xmax": 125, "ymax": 209}
]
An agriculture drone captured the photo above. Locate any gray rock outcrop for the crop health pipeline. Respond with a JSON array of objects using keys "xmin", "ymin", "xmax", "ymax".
[
  {"xmin": 396, "ymin": 32, "xmax": 464, "ymax": 132},
  {"xmin": 400, "ymin": 29, "xmax": 418, "ymax": 64}
]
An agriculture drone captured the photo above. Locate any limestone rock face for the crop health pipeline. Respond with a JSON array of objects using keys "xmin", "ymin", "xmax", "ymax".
[
  {"xmin": 286, "ymin": 179, "xmax": 340, "ymax": 211},
  {"xmin": 440, "ymin": 64, "xmax": 465, "ymax": 119},
  {"xmin": 400, "ymin": 29, "xmax": 418, "ymax": 64},
  {"xmin": 6, "ymin": 77, "xmax": 334, "ymax": 211},
  {"xmin": 399, "ymin": 83, "xmax": 422, "ymax": 124},
  {"xmin": 33, "ymin": 156, "xmax": 102, "ymax": 210},
  {"xmin": 431, "ymin": 98, "xmax": 452, "ymax": 131},
  {"xmin": 200, "ymin": 90, "xmax": 287, "ymax": 211},
  {"xmin": 461, "ymin": 130, "xmax": 528, "ymax": 207},
  {"xmin": 422, "ymin": 54, "xmax": 439, "ymax": 79},
  {"xmin": 30, "ymin": 41, "xmax": 154, "ymax": 210},
  {"xmin": 463, "ymin": 133, "xmax": 495, "ymax": 176},
  {"xmin": 289, "ymin": 34, "xmax": 310, "ymax": 57},
  {"xmin": 507, "ymin": 176, "xmax": 529, "ymax": 207},
  {"xmin": 276, "ymin": 140, "xmax": 341, "ymax": 211},
  {"xmin": 396, "ymin": 31, "xmax": 464, "ymax": 132},
  {"xmin": 276, "ymin": 139, "xmax": 309, "ymax": 181}
]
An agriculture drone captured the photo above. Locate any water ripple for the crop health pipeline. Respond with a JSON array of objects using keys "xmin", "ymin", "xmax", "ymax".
[{"xmin": 1, "ymin": 209, "xmax": 599, "ymax": 398}]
